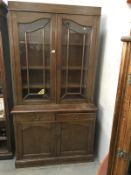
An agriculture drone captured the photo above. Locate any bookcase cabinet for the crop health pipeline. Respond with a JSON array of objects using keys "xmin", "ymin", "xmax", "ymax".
[
  {"xmin": 0, "ymin": 1, "xmax": 14, "ymax": 159},
  {"xmin": 8, "ymin": 1, "xmax": 101, "ymax": 167}
]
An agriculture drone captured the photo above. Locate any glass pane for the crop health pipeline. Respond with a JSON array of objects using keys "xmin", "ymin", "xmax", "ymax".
[
  {"xmin": 19, "ymin": 18, "xmax": 51, "ymax": 100},
  {"xmin": 0, "ymin": 70, "xmax": 4, "ymax": 119},
  {"xmin": 60, "ymin": 20, "xmax": 91, "ymax": 100}
]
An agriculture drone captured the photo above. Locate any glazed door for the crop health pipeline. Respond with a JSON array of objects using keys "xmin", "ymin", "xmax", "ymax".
[
  {"xmin": 108, "ymin": 40, "xmax": 131, "ymax": 175},
  {"xmin": 57, "ymin": 14, "xmax": 99, "ymax": 103},
  {"xmin": 11, "ymin": 12, "xmax": 56, "ymax": 104}
]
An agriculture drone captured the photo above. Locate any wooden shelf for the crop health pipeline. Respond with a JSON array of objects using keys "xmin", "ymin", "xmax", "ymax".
[
  {"xmin": 0, "ymin": 146, "xmax": 8, "ymax": 154},
  {"xmin": 0, "ymin": 136, "xmax": 7, "ymax": 141},
  {"xmin": 19, "ymin": 41, "xmax": 85, "ymax": 46},
  {"xmin": 62, "ymin": 84, "xmax": 82, "ymax": 88},
  {"xmin": 23, "ymin": 83, "xmax": 85, "ymax": 89},
  {"xmin": 0, "ymin": 112, "xmax": 5, "ymax": 128},
  {"xmin": 62, "ymin": 66, "xmax": 87, "ymax": 70},
  {"xmin": 20, "ymin": 41, "xmax": 50, "ymax": 45},
  {"xmin": 21, "ymin": 66, "xmax": 87, "ymax": 71},
  {"xmin": 23, "ymin": 84, "xmax": 50, "ymax": 89},
  {"xmin": 62, "ymin": 43, "xmax": 85, "ymax": 46},
  {"xmin": 0, "ymin": 94, "xmax": 3, "ymax": 98},
  {"xmin": 0, "ymin": 114, "xmax": 5, "ymax": 119},
  {"xmin": 0, "ymin": 116, "xmax": 5, "ymax": 122},
  {"xmin": 21, "ymin": 66, "xmax": 50, "ymax": 70}
]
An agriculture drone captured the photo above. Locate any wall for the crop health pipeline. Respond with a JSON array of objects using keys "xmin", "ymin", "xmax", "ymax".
[
  {"xmin": 95, "ymin": 1, "xmax": 131, "ymax": 162},
  {"xmin": 3, "ymin": 0, "xmax": 131, "ymax": 162}
]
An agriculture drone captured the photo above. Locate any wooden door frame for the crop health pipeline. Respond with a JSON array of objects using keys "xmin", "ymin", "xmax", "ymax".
[
  {"xmin": 56, "ymin": 14, "xmax": 100, "ymax": 104},
  {"xmin": 8, "ymin": 11, "xmax": 57, "ymax": 105},
  {"xmin": 107, "ymin": 37, "xmax": 131, "ymax": 175}
]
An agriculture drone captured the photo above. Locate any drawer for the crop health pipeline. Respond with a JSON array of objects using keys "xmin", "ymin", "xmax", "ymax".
[
  {"xmin": 56, "ymin": 113, "xmax": 96, "ymax": 122},
  {"xmin": 14, "ymin": 113, "xmax": 55, "ymax": 122}
]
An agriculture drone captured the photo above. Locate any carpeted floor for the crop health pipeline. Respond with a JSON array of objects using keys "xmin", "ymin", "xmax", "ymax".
[{"xmin": 0, "ymin": 159, "xmax": 99, "ymax": 175}]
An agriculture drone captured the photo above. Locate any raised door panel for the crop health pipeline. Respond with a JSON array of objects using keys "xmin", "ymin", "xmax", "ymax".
[
  {"xmin": 22, "ymin": 123, "xmax": 56, "ymax": 159},
  {"xmin": 57, "ymin": 14, "xmax": 100, "ymax": 103},
  {"xmin": 56, "ymin": 113, "xmax": 96, "ymax": 156},
  {"xmin": 10, "ymin": 12, "xmax": 56, "ymax": 104},
  {"xmin": 14, "ymin": 113, "xmax": 56, "ymax": 160}
]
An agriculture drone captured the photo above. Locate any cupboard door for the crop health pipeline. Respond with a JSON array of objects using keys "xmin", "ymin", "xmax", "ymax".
[
  {"xmin": 57, "ymin": 15, "xmax": 100, "ymax": 103},
  {"xmin": 14, "ymin": 113, "xmax": 56, "ymax": 160},
  {"xmin": 11, "ymin": 12, "xmax": 56, "ymax": 104},
  {"xmin": 56, "ymin": 113, "xmax": 96, "ymax": 157}
]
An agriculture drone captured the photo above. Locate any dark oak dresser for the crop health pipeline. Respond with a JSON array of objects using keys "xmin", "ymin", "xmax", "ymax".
[{"xmin": 8, "ymin": 1, "xmax": 101, "ymax": 167}]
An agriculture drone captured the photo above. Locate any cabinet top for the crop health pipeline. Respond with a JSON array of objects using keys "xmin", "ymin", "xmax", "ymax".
[
  {"xmin": 8, "ymin": 1, "xmax": 101, "ymax": 16},
  {"xmin": 0, "ymin": 1, "xmax": 7, "ymax": 15},
  {"xmin": 121, "ymin": 36, "xmax": 131, "ymax": 42}
]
